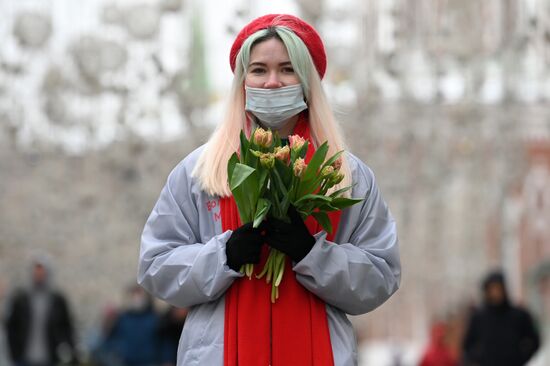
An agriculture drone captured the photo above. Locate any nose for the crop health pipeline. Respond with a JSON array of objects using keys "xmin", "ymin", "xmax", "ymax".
[{"xmin": 264, "ymin": 71, "xmax": 283, "ymax": 89}]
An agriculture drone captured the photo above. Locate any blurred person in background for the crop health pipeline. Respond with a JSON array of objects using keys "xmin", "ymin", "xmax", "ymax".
[
  {"xmin": 138, "ymin": 13, "xmax": 400, "ymax": 366},
  {"xmin": 157, "ymin": 307, "xmax": 187, "ymax": 366},
  {"xmin": 0, "ymin": 279, "xmax": 13, "ymax": 366},
  {"xmin": 418, "ymin": 321, "xmax": 457, "ymax": 366},
  {"xmin": 4, "ymin": 257, "xmax": 77, "ymax": 366},
  {"xmin": 100, "ymin": 285, "xmax": 160, "ymax": 366},
  {"xmin": 462, "ymin": 270, "xmax": 540, "ymax": 366},
  {"xmin": 88, "ymin": 304, "xmax": 121, "ymax": 366}
]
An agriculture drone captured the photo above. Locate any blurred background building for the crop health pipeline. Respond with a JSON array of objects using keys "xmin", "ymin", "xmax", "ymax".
[{"xmin": 0, "ymin": 0, "xmax": 549, "ymax": 365}]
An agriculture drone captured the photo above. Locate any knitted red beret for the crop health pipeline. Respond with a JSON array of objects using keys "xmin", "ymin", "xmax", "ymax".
[{"xmin": 229, "ymin": 14, "xmax": 327, "ymax": 79}]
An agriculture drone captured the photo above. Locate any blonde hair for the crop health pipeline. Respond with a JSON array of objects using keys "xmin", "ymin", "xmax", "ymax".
[{"xmin": 192, "ymin": 27, "xmax": 351, "ymax": 197}]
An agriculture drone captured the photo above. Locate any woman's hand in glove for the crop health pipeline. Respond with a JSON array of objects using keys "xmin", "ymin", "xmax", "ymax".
[
  {"xmin": 225, "ymin": 223, "xmax": 265, "ymax": 271},
  {"xmin": 264, "ymin": 206, "xmax": 316, "ymax": 263}
]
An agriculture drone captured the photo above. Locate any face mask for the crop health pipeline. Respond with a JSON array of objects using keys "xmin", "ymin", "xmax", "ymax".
[
  {"xmin": 128, "ymin": 294, "xmax": 148, "ymax": 311},
  {"xmin": 245, "ymin": 84, "xmax": 308, "ymax": 129}
]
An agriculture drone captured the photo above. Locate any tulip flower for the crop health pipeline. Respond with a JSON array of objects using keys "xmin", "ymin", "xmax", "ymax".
[
  {"xmin": 260, "ymin": 153, "xmax": 275, "ymax": 169},
  {"xmin": 274, "ymin": 146, "xmax": 290, "ymax": 164},
  {"xmin": 250, "ymin": 149, "xmax": 262, "ymax": 158},
  {"xmin": 330, "ymin": 172, "xmax": 344, "ymax": 186},
  {"xmin": 289, "ymin": 135, "xmax": 306, "ymax": 152},
  {"xmin": 293, "ymin": 158, "xmax": 307, "ymax": 178},
  {"xmin": 332, "ymin": 156, "xmax": 343, "ymax": 171},
  {"xmin": 321, "ymin": 165, "xmax": 335, "ymax": 178},
  {"xmin": 253, "ymin": 128, "xmax": 273, "ymax": 148}
]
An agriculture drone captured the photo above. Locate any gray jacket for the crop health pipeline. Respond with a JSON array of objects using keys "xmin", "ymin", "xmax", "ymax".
[{"xmin": 138, "ymin": 146, "xmax": 401, "ymax": 366}]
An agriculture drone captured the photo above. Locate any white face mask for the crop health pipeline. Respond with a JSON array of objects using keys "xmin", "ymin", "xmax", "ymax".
[
  {"xmin": 245, "ymin": 84, "xmax": 308, "ymax": 129},
  {"xmin": 128, "ymin": 294, "xmax": 148, "ymax": 311}
]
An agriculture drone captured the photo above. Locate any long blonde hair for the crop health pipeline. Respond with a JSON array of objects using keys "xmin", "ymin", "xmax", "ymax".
[{"xmin": 192, "ymin": 26, "xmax": 351, "ymax": 197}]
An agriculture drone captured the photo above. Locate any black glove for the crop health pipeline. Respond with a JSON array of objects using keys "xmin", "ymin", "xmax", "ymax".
[
  {"xmin": 225, "ymin": 223, "xmax": 264, "ymax": 271},
  {"xmin": 264, "ymin": 206, "xmax": 315, "ymax": 263}
]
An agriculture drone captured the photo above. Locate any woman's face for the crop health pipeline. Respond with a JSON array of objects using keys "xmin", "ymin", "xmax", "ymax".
[{"xmin": 245, "ymin": 37, "xmax": 300, "ymax": 88}]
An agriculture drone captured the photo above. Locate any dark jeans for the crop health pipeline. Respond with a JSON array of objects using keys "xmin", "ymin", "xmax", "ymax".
[{"xmin": 16, "ymin": 362, "xmax": 53, "ymax": 366}]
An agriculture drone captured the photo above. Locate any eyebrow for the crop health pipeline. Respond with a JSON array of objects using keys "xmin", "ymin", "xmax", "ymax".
[{"xmin": 248, "ymin": 61, "xmax": 293, "ymax": 68}]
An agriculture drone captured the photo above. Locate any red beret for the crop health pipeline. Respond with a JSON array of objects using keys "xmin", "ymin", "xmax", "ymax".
[{"xmin": 229, "ymin": 14, "xmax": 327, "ymax": 79}]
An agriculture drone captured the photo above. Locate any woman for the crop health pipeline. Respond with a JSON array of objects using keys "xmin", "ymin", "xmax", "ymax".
[{"xmin": 138, "ymin": 14, "xmax": 400, "ymax": 366}]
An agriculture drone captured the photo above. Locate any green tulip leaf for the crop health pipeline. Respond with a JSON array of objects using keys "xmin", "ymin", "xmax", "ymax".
[
  {"xmin": 329, "ymin": 184, "xmax": 355, "ymax": 198},
  {"xmin": 294, "ymin": 193, "xmax": 332, "ymax": 206},
  {"xmin": 302, "ymin": 141, "xmax": 328, "ymax": 181},
  {"xmin": 298, "ymin": 141, "xmax": 309, "ymax": 159},
  {"xmin": 330, "ymin": 197, "xmax": 364, "ymax": 209},
  {"xmin": 253, "ymin": 198, "xmax": 271, "ymax": 228},
  {"xmin": 227, "ymin": 153, "xmax": 239, "ymax": 185},
  {"xmin": 230, "ymin": 163, "xmax": 256, "ymax": 191},
  {"xmin": 239, "ymin": 130, "xmax": 250, "ymax": 162},
  {"xmin": 321, "ymin": 150, "xmax": 345, "ymax": 170},
  {"xmin": 311, "ymin": 211, "xmax": 333, "ymax": 234}
]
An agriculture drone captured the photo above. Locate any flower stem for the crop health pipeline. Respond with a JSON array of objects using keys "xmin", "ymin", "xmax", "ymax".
[
  {"xmin": 240, "ymin": 264, "xmax": 254, "ymax": 279},
  {"xmin": 274, "ymin": 253, "xmax": 285, "ymax": 287}
]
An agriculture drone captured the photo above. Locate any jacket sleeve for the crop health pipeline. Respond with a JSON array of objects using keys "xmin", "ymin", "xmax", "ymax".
[
  {"xmin": 137, "ymin": 160, "xmax": 241, "ymax": 308},
  {"xmin": 5, "ymin": 291, "xmax": 25, "ymax": 360},
  {"xmin": 293, "ymin": 157, "xmax": 401, "ymax": 315}
]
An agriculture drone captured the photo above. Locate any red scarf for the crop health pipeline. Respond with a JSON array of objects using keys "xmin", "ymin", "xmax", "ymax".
[{"xmin": 221, "ymin": 116, "xmax": 341, "ymax": 366}]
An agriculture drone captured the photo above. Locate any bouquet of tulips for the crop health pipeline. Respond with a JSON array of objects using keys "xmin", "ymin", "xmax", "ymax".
[{"xmin": 227, "ymin": 127, "xmax": 362, "ymax": 301}]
